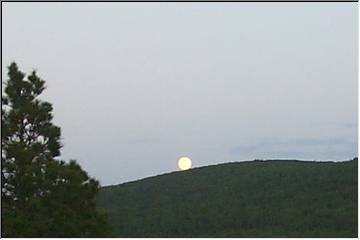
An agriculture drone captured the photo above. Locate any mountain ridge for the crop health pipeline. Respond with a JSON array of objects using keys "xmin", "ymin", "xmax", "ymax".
[
  {"xmin": 101, "ymin": 159, "xmax": 352, "ymax": 187},
  {"xmin": 97, "ymin": 159, "xmax": 357, "ymax": 237}
]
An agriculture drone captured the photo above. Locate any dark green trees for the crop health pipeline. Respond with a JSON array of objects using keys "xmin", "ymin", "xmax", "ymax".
[
  {"xmin": 1, "ymin": 63, "xmax": 112, "ymax": 237},
  {"xmin": 97, "ymin": 159, "xmax": 357, "ymax": 237}
]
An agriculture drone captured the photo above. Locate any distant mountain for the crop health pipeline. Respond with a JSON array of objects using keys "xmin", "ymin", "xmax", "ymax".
[{"xmin": 96, "ymin": 159, "xmax": 357, "ymax": 237}]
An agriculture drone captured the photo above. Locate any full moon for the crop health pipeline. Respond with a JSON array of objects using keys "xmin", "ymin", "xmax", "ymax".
[{"xmin": 178, "ymin": 157, "xmax": 192, "ymax": 171}]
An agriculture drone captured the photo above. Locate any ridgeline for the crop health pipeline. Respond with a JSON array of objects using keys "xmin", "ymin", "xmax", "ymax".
[{"xmin": 97, "ymin": 159, "xmax": 357, "ymax": 237}]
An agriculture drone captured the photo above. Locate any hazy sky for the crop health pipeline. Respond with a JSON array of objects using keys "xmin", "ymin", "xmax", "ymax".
[{"xmin": 2, "ymin": 3, "xmax": 358, "ymax": 185}]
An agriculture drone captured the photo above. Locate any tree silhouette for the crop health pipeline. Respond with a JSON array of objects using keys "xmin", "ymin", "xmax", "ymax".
[{"xmin": 1, "ymin": 62, "xmax": 113, "ymax": 237}]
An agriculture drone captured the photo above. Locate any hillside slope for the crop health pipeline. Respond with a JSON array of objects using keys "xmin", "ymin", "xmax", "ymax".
[{"xmin": 97, "ymin": 159, "xmax": 357, "ymax": 237}]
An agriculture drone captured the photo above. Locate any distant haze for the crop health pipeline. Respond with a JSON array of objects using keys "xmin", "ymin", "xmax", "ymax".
[{"xmin": 2, "ymin": 3, "xmax": 358, "ymax": 185}]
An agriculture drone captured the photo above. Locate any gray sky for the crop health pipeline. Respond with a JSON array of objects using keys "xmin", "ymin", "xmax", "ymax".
[{"xmin": 2, "ymin": 3, "xmax": 358, "ymax": 185}]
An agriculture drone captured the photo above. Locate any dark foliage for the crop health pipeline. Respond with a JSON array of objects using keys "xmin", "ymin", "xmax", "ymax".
[
  {"xmin": 97, "ymin": 159, "xmax": 357, "ymax": 237},
  {"xmin": 1, "ymin": 63, "xmax": 113, "ymax": 237}
]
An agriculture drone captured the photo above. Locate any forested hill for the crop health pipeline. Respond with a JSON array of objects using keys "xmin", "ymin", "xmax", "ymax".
[{"xmin": 96, "ymin": 159, "xmax": 358, "ymax": 237}]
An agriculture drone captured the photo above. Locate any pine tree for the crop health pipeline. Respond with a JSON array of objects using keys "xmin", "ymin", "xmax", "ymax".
[{"xmin": 1, "ymin": 62, "xmax": 113, "ymax": 237}]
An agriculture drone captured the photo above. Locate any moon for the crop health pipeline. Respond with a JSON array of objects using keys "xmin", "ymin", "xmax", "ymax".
[{"xmin": 178, "ymin": 157, "xmax": 192, "ymax": 171}]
